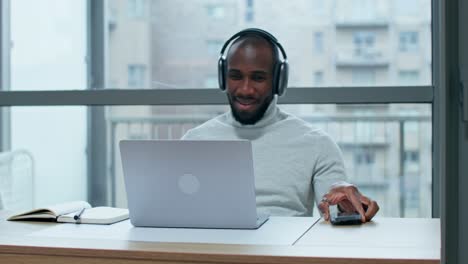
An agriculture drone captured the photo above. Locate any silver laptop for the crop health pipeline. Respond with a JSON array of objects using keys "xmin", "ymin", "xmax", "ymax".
[{"xmin": 119, "ymin": 140, "xmax": 269, "ymax": 229}]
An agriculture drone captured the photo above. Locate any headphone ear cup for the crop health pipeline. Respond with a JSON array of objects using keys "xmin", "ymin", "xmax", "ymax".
[
  {"xmin": 276, "ymin": 61, "xmax": 289, "ymax": 96},
  {"xmin": 272, "ymin": 62, "xmax": 281, "ymax": 95},
  {"xmin": 218, "ymin": 57, "xmax": 226, "ymax": 91}
]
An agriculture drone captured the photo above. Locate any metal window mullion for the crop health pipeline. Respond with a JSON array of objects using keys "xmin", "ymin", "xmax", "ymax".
[
  {"xmin": 0, "ymin": 86, "xmax": 433, "ymax": 106},
  {"xmin": 432, "ymin": 0, "xmax": 448, "ymax": 261},
  {"xmin": 434, "ymin": 0, "xmax": 463, "ymax": 264},
  {"xmin": 87, "ymin": 0, "xmax": 108, "ymax": 207},
  {"xmin": 458, "ymin": 0, "xmax": 468, "ymax": 264},
  {"xmin": 432, "ymin": 0, "xmax": 442, "ymax": 221},
  {"xmin": 0, "ymin": 0, "xmax": 11, "ymax": 152}
]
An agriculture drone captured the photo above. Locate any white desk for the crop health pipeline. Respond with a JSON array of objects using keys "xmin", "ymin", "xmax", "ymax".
[
  {"xmin": 0, "ymin": 211, "xmax": 440, "ymax": 264},
  {"xmin": 29, "ymin": 216, "xmax": 318, "ymax": 245},
  {"xmin": 295, "ymin": 217, "xmax": 440, "ymax": 262}
]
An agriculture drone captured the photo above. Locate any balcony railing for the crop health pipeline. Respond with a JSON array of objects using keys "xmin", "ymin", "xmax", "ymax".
[
  {"xmin": 335, "ymin": 13, "xmax": 389, "ymax": 29},
  {"xmin": 335, "ymin": 19, "xmax": 389, "ymax": 29},
  {"xmin": 335, "ymin": 49, "xmax": 390, "ymax": 67}
]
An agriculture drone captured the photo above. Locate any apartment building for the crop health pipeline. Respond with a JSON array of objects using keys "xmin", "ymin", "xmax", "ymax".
[{"xmin": 107, "ymin": 0, "xmax": 432, "ymax": 217}]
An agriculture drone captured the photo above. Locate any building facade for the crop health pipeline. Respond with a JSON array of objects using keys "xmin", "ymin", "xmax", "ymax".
[{"xmin": 107, "ymin": 0, "xmax": 432, "ymax": 217}]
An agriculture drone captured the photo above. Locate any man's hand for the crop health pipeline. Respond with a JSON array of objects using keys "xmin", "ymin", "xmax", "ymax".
[{"xmin": 318, "ymin": 183, "xmax": 379, "ymax": 223}]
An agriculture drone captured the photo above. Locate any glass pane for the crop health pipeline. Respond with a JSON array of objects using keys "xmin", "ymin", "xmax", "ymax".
[
  {"xmin": 10, "ymin": 0, "xmax": 87, "ymax": 91},
  {"xmin": 106, "ymin": 0, "xmax": 431, "ymax": 89},
  {"xmin": 0, "ymin": 103, "xmax": 431, "ymax": 217},
  {"xmin": 1, "ymin": 106, "xmax": 87, "ymax": 210},
  {"xmin": 106, "ymin": 103, "xmax": 431, "ymax": 218}
]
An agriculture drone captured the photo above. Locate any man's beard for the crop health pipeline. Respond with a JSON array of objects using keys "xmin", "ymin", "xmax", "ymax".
[{"xmin": 228, "ymin": 95, "xmax": 273, "ymax": 125}]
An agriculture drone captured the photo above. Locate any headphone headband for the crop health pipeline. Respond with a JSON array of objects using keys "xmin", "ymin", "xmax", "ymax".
[
  {"xmin": 219, "ymin": 28, "xmax": 287, "ymax": 62},
  {"xmin": 218, "ymin": 28, "xmax": 289, "ymax": 96}
]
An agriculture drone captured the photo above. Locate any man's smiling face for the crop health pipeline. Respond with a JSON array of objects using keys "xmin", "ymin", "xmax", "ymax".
[{"xmin": 225, "ymin": 36, "xmax": 275, "ymax": 125}]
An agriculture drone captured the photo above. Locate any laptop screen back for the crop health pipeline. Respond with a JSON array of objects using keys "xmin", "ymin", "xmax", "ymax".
[{"xmin": 120, "ymin": 140, "xmax": 260, "ymax": 229}]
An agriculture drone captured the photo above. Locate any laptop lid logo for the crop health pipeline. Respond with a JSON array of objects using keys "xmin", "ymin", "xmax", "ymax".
[{"xmin": 178, "ymin": 174, "xmax": 200, "ymax": 195}]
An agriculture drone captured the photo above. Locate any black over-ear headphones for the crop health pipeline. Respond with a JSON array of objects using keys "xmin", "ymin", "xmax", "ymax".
[{"xmin": 218, "ymin": 28, "xmax": 289, "ymax": 96}]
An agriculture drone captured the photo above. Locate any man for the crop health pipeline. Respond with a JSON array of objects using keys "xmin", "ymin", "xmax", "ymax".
[{"xmin": 182, "ymin": 28, "xmax": 379, "ymax": 222}]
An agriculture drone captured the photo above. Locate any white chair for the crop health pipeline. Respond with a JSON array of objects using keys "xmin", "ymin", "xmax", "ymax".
[{"xmin": 0, "ymin": 149, "xmax": 34, "ymax": 211}]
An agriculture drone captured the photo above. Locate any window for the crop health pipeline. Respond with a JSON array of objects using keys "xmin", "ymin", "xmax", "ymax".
[
  {"xmin": 6, "ymin": 0, "xmax": 87, "ymax": 206},
  {"xmin": 101, "ymin": 1, "xmax": 430, "ymax": 88},
  {"xmin": 354, "ymin": 151, "xmax": 375, "ymax": 165},
  {"xmin": 1, "ymin": 0, "xmax": 434, "ymax": 219},
  {"xmin": 353, "ymin": 31, "xmax": 376, "ymax": 56},
  {"xmin": 127, "ymin": 0, "xmax": 145, "ymax": 18},
  {"xmin": 128, "ymin": 65, "xmax": 146, "ymax": 88},
  {"xmin": 404, "ymin": 149, "xmax": 421, "ymax": 175},
  {"xmin": 404, "ymin": 150, "xmax": 420, "ymax": 163},
  {"xmin": 206, "ymin": 5, "xmax": 224, "ymax": 19},
  {"xmin": 245, "ymin": 0, "xmax": 254, "ymax": 22},
  {"xmin": 399, "ymin": 31, "xmax": 419, "ymax": 52},
  {"xmin": 103, "ymin": 104, "xmax": 431, "ymax": 217},
  {"xmin": 314, "ymin": 32, "xmax": 324, "ymax": 53}
]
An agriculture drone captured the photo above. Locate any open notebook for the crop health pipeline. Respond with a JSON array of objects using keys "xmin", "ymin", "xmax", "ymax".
[{"xmin": 7, "ymin": 201, "xmax": 129, "ymax": 225}]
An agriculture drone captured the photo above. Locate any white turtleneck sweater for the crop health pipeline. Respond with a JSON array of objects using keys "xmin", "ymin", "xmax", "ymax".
[{"xmin": 182, "ymin": 97, "xmax": 347, "ymax": 216}]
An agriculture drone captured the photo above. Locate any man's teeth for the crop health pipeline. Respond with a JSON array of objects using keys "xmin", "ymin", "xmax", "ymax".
[{"xmin": 237, "ymin": 99, "xmax": 255, "ymax": 105}]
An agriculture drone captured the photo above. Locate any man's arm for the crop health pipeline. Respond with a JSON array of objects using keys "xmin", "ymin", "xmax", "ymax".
[
  {"xmin": 311, "ymin": 132, "xmax": 379, "ymax": 222},
  {"xmin": 311, "ymin": 132, "xmax": 348, "ymax": 208}
]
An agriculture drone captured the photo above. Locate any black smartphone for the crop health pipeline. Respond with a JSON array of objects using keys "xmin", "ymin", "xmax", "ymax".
[{"xmin": 329, "ymin": 205, "xmax": 362, "ymax": 225}]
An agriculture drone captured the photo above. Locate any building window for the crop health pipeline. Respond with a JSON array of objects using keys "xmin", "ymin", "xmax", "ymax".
[
  {"xmin": 314, "ymin": 32, "xmax": 324, "ymax": 53},
  {"xmin": 404, "ymin": 149, "xmax": 420, "ymax": 174},
  {"xmin": 399, "ymin": 31, "xmax": 419, "ymax": 52},
  {"xmin": 399, "ymin": 70, "xmax": 419, "ymax": 85},
  {"xmin": 206, "ymin": 5, "xmax": 225, "ymax": 19},
  {"xmin": 404, "ymin": 150, "xmax": 420, "ymax": 163},
  {"xmin": 4, "ymin": 0, "xmax": 433, "ymax": 219},
  {"xmin": 127, "ymin": 0, "xmax": 145, "ymax": 18},
  {"xmin": 353, "ymin": 31, "xmax": 376, "ymax": 56},
  {"xmin": 245, "ymin": 0, "xmax": 254, "ymax": 22},
  {"xmin": 314, "ymin": 71, "xmax": 323, "ymax": 86},
  {"xmin": 128, "ymin": 64, "xmax": 146, "ymax": 88},
  {"xmin": 354, "ymin": 150, "xmax": 376, "ymax": 165}
]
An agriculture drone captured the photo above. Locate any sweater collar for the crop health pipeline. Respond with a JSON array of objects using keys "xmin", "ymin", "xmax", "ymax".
[{"xmin": 227, "ymin": 96, "xmax": 280, "ymax": 128}]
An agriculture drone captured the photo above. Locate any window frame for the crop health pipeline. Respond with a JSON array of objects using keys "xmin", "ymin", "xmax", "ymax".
[
  {"xmin": 0, "ymin": 0, "xmax": 436, "ymax": 207},
  {"xmin": 399, "ymin": 31, "xmax": 419, "ymax": 52},
  {"xmin": 313, "ymin": 31, "xmax": 324, "ymax": 53},
  {"xmin": 0, "ymin": 0, "xmax": 10, "ymax": 152},
  {"xmin": 4, "ymin": 0, "xmax": 465, "ymax": 262},
  {"xmin": 0, "ymin": 0, "xmax": 447, "ymax": 241}
]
